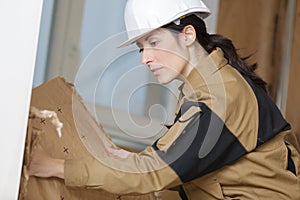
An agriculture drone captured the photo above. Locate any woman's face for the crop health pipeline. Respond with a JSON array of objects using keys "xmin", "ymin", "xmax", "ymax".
[{"xmin": 136, "ymin": 28, "xmax": 191, "ymax": 84}]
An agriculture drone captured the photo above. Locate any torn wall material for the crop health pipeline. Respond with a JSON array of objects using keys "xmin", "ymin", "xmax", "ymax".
[{"xmin": 19, "ymin": 77, "xmax": 159, "ymax": 200}]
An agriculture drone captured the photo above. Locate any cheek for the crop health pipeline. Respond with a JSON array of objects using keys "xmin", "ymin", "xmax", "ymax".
[
  {"xmin": 156, "ymin": 68, "xmax": 177, "ymax": 84},
  {"xmin": 158, "ymin": 49, "xmax": 188, "ymax": 73}
]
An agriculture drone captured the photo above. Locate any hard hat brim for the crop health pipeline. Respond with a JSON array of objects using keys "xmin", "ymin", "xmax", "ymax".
[{"xmin": 117, "ymin": 29, "xmax": 155, "ymax": 48}]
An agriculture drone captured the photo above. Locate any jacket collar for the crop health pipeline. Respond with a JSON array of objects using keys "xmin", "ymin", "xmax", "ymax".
[{"xmin": 179, "ymin": 47, "xmax": 228, "ymax": 100}]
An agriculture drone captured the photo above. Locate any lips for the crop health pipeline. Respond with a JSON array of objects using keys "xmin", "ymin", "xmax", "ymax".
[
  {"xmin": 149, "ymin": 65, "xmax": 162, "ymax": 73},
  {"xmin": 150, "ymin": 66, "xmax": 163, "ymax": 75},
  {"xmin": 150, "ymin": 67, "xmax": 161, "ymax": 72}
]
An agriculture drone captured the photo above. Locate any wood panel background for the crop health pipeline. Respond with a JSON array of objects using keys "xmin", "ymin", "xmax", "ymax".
[
  {"xmin": 216, "ymin": 0, "xmax": 287, "ymax": 100},
  {"xmin": 286, "ymin": 1, "xmax": 300, "ymax": 143}
]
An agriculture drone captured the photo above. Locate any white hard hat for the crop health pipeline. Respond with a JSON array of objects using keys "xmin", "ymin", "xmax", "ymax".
[{"xmin": 119, "ymin": 0, "xmax": 210, "ymax": 47}]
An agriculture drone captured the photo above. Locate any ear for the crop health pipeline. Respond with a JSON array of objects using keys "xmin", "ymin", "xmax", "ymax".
[{"xmin": 181, "ymin": 25, "xmax": 197, "ymax": 46}]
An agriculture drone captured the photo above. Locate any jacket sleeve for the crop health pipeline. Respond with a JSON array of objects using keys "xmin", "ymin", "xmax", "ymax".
[
  {"xmin": 64, "ymin": 104, "xmax": 204, "ymax": 194},
  {"xmin": 64, "ymin": 141, "xmax": 183, "ymax": 195}
]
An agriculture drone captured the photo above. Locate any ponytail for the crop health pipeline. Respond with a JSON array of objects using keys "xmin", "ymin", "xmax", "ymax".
[{"xmin": 163, "ymin": 15, "xmax": 267, "ymax": 92}]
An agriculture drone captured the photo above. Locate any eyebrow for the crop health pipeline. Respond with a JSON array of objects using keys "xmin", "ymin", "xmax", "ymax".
[
  {"xmin": 136, "ymin": 35, "xmax": 151, "ymax": 49},
  {"xmin": 144, "ymin": 34, "xmax": 152, "ymax": 42},
  {"xmin": 136, "ymin": 31, "xmax": 161, "ymax": 48}
]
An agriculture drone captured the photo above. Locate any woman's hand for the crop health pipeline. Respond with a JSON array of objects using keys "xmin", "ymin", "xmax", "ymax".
[
  {"xmin": 105, "ymin": 145, "xmax": 132, "ymax": 159},
  {"xmin": 28, "ymin": 145, "xmax": 65, "ymax": 179}
]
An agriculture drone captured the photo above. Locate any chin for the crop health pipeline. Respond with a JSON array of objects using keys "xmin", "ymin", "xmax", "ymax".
[{"xmin": 157, "ymin": 77, "xmax": 172, "ymax": 85}]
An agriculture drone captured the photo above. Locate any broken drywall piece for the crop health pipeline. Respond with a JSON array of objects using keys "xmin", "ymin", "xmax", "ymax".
[{"xmin": 18, "ymin": 77, "xmax": 158, "ymax": 200}]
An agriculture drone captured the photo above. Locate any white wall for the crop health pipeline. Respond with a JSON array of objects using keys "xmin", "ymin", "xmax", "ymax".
[{"xmin": 0, "ymin": 0, "xmax": 43, "ymax": 199}]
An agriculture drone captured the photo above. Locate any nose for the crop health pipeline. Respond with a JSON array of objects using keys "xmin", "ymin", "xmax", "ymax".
[{"xmin": 141, "ymin": 48, "xmax": 153, "ymax": 66}]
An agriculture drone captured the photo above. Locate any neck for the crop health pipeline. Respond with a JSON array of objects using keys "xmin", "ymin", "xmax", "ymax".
[{"xmin": 180, "ymin": 43, "xmax": 207, "ymax": 82}]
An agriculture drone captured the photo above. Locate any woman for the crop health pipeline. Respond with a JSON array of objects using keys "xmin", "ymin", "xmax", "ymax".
[{"xmin": 29, "ymin": 0, "xmax": 300, "ymax": 199}]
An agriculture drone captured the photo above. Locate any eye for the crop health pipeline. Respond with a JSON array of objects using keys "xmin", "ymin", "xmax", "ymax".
[
  {"xmin": 139, "ymin": 48, "xmax": 144, "ymax": 53},
  {"xmin": 150, "ymin": 41, "xmax": 158, "ymax": 47}
]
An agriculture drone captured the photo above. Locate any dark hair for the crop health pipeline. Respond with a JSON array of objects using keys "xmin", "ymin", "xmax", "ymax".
[{"xmin": 163, "ymin": 14, "xmax": 267, "ymax": 92}]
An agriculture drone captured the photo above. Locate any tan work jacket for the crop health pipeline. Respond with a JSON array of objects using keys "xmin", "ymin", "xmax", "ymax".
[{"xmin": 65, "ymin": 48, "xmax": 300, "ymax": 199}]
